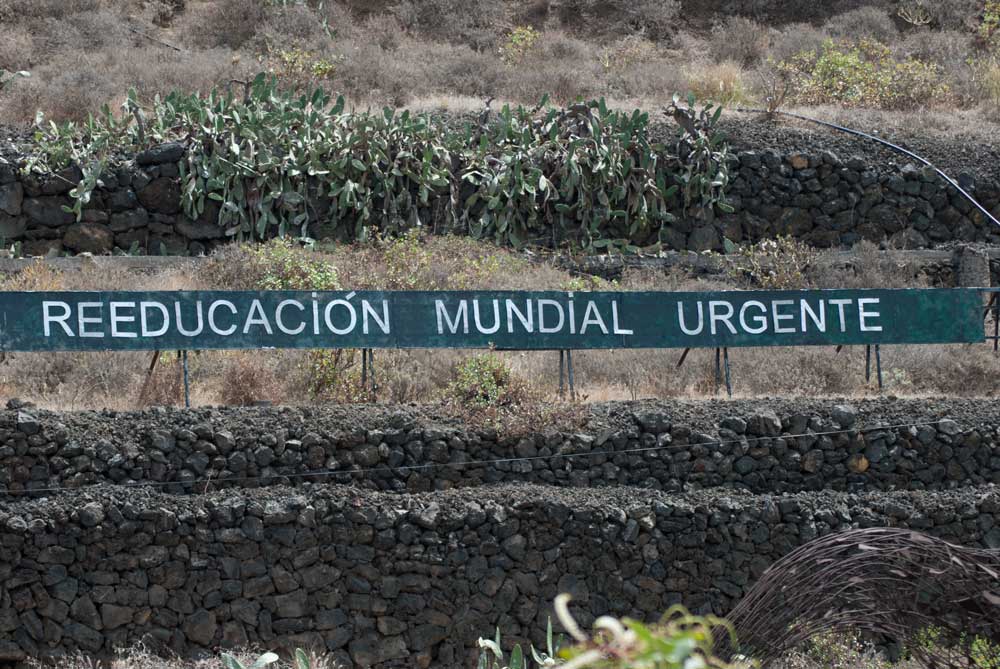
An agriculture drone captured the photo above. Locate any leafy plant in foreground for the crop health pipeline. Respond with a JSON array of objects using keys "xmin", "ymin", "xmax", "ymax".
[
  {"xmin": 221, "ymin": 651, "xmax": 279, "ymax": 669},
  {"xmin": 478, "ymin": 618, "xmax": 563, "ymax": 669},
  {"xmin": 554, "ymin": 595, "xmax": 748, "ymax": 669}
]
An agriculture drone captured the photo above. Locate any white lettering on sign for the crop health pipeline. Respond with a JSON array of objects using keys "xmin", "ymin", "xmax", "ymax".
[
  {"xmin": 78, "ymin": 302, "xmax": 103, "ymax": 338},
  {"xmin": 325, "ymin": 292, "xmax": 358, "ymax": 335},
  {"xmin": 140, "ymin": 302, "xmax": 169, "ymax": 337},
  {"xmin": 676, "ymin": 297, "xmax": 881, "ymax": 338},
  {"xmin": 580, "ymin": 301, "xmax": 608, "ymax": 335},
  {"xmin": 175, "ymin": 301, "xmax": 204, "ymax": 337},
  {"xmin": 276, "ymin": 300, "xmax": 306, "ymax": 336},
  {"xmin": 109, "ymin": 302, "xmax": 137, "ymax": 338},
  {"xmin": 829, "ymin": 299, "xmax": 851, "ymax": 333},
  {"xmin": 35, "ymin": 293, "xmax": 883, "ymax": 344},
  {"xmin": 709, "ymin": 301, "xmax": 737, "ymax": 335},
  {"xmin": 243, "ymin": 299, "xmax": 273, "ymax": 335},
  {"xmin": 506, "ymin": 300, "xmax": 532, "ymax": 333},
  {"xmin": 209, "ymin": 300, "xmax": 238, "ymax": 335},
  {"xmin": 858, "ymin": 298, "xmax": 882, "ymax": 331},
  {"xmin": 612, "ymin": 301, "xmax": 632, "ymax": 335},
  {"xmin": 678, "ymin": 302, "xmax": 704, "ymax": 335},
  {"xmin": 362, "ymin": 300, "xmax": 390, "ymax": 335},
  {"xmin": 537, "ymin": 299, "xmax": 565, "ymax": 333},
  {"xmin": 42, "ymin": 301, "xmax": 73, "ymax": 337},
  {"xmin": 473, "ymin": 300, "xmax": 501, "ymax": 335},
  {"xmin": 436, "ymin": 300, "xmax": 468, "ymax": 334},
  {"xmin": 771, "ymin": 300, "xmax": 795, "ymax": 334},
  {"xmin": 801, "ymin": 300, "xmax": 825, "ymax": 332},
  {"xmin": 739, "ymin": 301, "xmax": 768, "ymax": 334},
  {"xmin": 431, "ymin": 297, "xmax": 631, "ymax": 338}
]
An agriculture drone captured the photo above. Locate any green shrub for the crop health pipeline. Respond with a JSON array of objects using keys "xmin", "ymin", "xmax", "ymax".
[
  {"xmin": 728, "ymin": 236, "xmax": 817, "ymax": 289},
  {"xmin": 500, "ymin": 26, "xmax": 541, "ymax": 65},
  {"xmin": 782, "ymin": 39, "xmax": 950, "ymax": 109},
  {"xmin": 448, "ymin": 353, "xmax": 522, "ymax": 409},
  {"xmin": 248, "ymin": 239, "xmax": 341, "ymax": 290},
  {"xmin": 553, "ymin": 594, "xmax": 745, "ymax": 669}
]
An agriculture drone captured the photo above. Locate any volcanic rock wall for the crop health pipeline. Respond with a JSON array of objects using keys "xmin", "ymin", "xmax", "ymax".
[
  {"xmin": 1, "ymin": 401, "xmax": 999, "ymax": 496},
  {"xmin": 1, "ymin": 143, "xmax": 998, "ymax": 256},
  {"xmin": 1, "ymin": 399, "xmax": 998, "ymax": 667},
  {"xmin": 1, "ymin": 484, "xmax": 998, "ymax": 667}
]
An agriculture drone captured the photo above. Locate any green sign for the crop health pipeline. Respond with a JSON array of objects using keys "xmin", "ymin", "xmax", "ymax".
[{"xmin": 0, "ymin": 288, "xmax": 984, "ymax": 352}]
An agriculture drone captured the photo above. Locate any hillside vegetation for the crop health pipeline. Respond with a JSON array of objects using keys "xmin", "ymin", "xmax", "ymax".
[{"xmin": 1, "ymin": 0, "xmax": 999, "ymax": 125}]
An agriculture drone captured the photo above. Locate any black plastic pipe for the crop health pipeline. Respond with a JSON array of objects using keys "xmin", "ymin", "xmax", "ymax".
[{"xmin": 734, "ymin": 107, "xmax": 1000, "ymax": 229}]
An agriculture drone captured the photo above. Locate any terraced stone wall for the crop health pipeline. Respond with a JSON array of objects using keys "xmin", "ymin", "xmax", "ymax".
[
  {"xmin": 2, "ymin": 400, "xmax": 999, "ymax": 497},
  {"xmin": 1, "ymin": 399, "xmax": 998, "ymax": 668},
  {"xmin": 1, "ymin": 484, "xmax": 998, "ymax": 667},
  {"xmin": 2, "ymin": 144, "xmax": 998, "ymax": 256}
]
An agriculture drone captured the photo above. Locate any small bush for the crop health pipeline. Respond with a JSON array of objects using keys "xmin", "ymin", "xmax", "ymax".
[
  {"xmin": 220, "ymin": 353, "xmax": 282, "ymax": 406},
  {"xmin": 392, "ymin": 0, "xmax": 506, "ymax": 51},
  {"xmin": 824, "ymin": 7, "xmax": 899, "ymax": 43},
  {"xmin": 729, "ymin": 236, "xmax": 817, "ymax": 289},
  {"xmin": 974, "ymin": 55, "xmax": 1000, "ymax": 107},
  {"xmin": 782, "ymin": 39, "xmax": 951, "ymax": 109},
  {"xmin": 138, "ymin": 355, "xmax": 184, "ymax": 407},
  {"xmin": 919, "ymin": 0, "xmax": 983, "ymax": 30},
  {"xmin": 767, "ymin": 23, "xmax": 830, "ymax": 63},
  {"xmin": 599, "ymin": 35, "xmax": 658, "ymax": 72},
  {"xmin": 980, "ymin": 0, "xmax": 1000, "ymax": 49},
  {"xmin": 447, "ymin": 353, "xmax": 523, "ymax": 409},
  {"xmin": 609, "ymin": 59, "xmax": 689, "ymax": 100},
  {"xmin": 361, "ymin": 14, "xmax": 403, "ymax": 51},
  {"xmin": 506, "ymin": 31, "xmax": 600, "ymax": 102},
  {"xmin": 0, "ymin": 26, "xmax": 34, "ymax": 71},
  {"xmin": 557, "ymin": 0, "xmax": 680, "ymax": 41},
  {"xmin": 191, "ymin": 0, "xmax": 268, "ymax": 49},
  {"xmin": 265, "ymin": 47, "xmax": 342, "ymax": 91},
  {"xmin": 499, "ymin": 26, "xmax": 541, "ymax": 65},
  {"xmin": 895, "ymin": 30, "xmax": 977, "ymax": 87},
  {"xmin": 0, "ymin": 261, "xmax": 64, "ymax": 291},
  {"xmin": 709, "ymin": 17, "xmax": 770, "ymax": 67},
  {"xmin": 207, "ymin": 240, "xmax": 341, "ymax": 291},
  {"xmin": 685, "ymin": 61, "xmax": 752, "ymax": 106}
]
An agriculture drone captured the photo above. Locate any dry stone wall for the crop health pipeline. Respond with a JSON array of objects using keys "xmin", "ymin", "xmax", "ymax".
[
  {"xmin": 1, "ymin": 143, "xmax": 998, "ymax": 256},
  {"xmin": 1, "ymin": 484, "xmax": 998, "ymax": 667},
  {"xmin": 1, "ymin": 399, "xmax": 998, "ymax": 667},
  {"xmin": 1, "ymin": 400, "xmax": 999, "ymax": 497}
]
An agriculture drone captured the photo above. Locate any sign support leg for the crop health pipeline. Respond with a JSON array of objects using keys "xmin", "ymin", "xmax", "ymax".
[
  {"xmin": 875, "ymin": 344, "xmax": 883, "ymax": 391},
  {"xmin": 181, "ymin": 350, "xmax": 190, "ymax": 408},
  {"xmin": 714, "ymin": 347, "xmax": 721, "ymax": 395},
  {"xmin": 361, "ymin": 348, "xmax": 368, "ymax": 388},
  {"xmin": 368, "ymin": 349, "xmax": 376, "ymax": 396},
  {"xmin": 137, "ymin": 349, "xmax": 160, "ymax": 407},
  {"xmin": 558, "ymin": 350, "xmax": 565, "ymax": 398},
  {"xmin": 567, "ymin": 349, "xmax": 576, "ymax": 400},
  {"xmin": 865, "ymin": 345, "xmax": 872, "ymax": 383},
  {"xmin": 723, "ymin": 347, "xmax": 732, "ymax": 397}
]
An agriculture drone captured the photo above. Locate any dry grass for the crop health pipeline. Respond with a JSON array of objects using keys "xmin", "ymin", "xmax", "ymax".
[
  {"xmin": 1, "ymin": 236, "xmax": 998, "ymax": 411},
  {"xmin": 2, "ymin": 0, "xmax": 998, "ymax": 127},
  {"xmin": 26, "ymin": 645, "xmax": 345, "ymax": 669}
]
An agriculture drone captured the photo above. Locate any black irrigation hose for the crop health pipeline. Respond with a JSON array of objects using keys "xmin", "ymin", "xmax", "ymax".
[{"xmin": 734, "ymin": 107, "xmax": 1000, "ymax": 230}]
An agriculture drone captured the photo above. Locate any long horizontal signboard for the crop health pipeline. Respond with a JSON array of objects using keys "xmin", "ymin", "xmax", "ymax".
[{"xmin": 0, "ymin": 289, "xmax": 984, "ymax": 352}]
